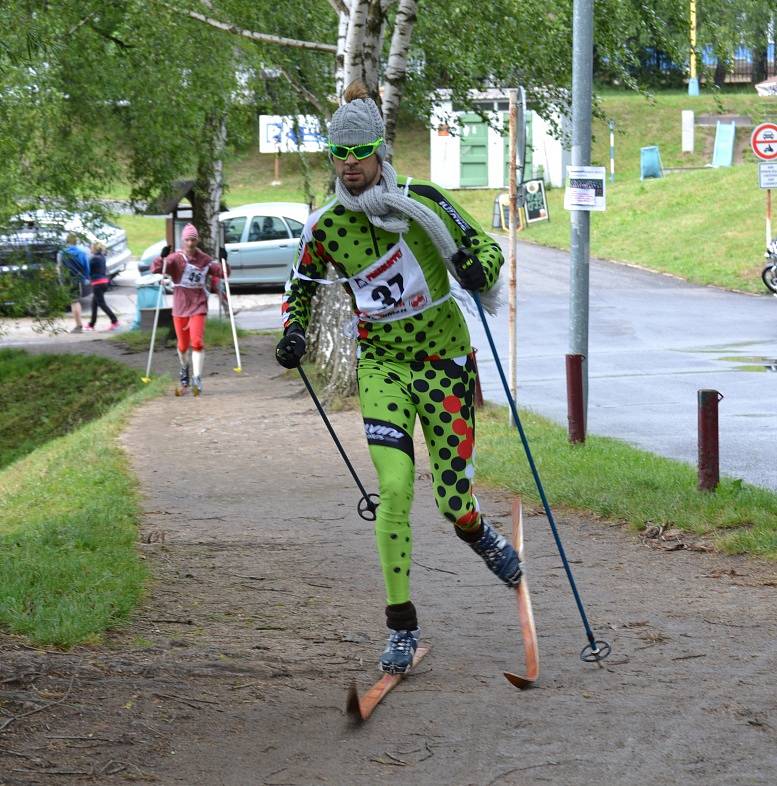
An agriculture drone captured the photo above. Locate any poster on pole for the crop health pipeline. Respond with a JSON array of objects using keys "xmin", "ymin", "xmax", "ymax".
[
  {"xmin": 259, "ymin": 115, "xmax": 326, "ymax": 153},
  {"xmin": 523, "ymin": 179, "xmax": 549, "ymax": 223},
  {"xmin": 758, "ymin": 162, "xmax": 777, "ymax": 189},
  {"xmin": 564, "ymin": 166, "xmax": 606, "ymax": 211}
]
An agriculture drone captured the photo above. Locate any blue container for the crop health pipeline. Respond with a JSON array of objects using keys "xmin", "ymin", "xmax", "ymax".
[
  {"xmin": 640, "ymin": 146, "xmax": 663, "ymax": 180},
  {"xmin": 132, "ymin": 282, "xmax": 166, "ymax": 330}
]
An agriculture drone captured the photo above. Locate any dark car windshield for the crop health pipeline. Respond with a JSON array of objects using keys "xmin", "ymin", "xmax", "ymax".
[{"xmin": 0, "ymin": 243, "xmax": 59, "ymax": 269}]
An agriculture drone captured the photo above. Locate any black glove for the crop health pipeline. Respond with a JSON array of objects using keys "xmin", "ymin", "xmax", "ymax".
[
  {"xmin": 160, "ymin": 245, "xmax": 171, "ymax": 259},
  {"xmin": 451, "ymin": 247, "xmax": 486, "ymax": 291},
  {"xmin": 275, "ymin": 325, "xmax": 307, "ymax": 369},
  {"xmin": 219, "ymin": 246, "xmax": 228, "ymax": 262}
]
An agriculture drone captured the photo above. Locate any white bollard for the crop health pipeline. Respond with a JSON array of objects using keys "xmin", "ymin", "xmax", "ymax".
[{"xmin": 682, "ymin": 110, "xmax": 695, "ymax": 154}]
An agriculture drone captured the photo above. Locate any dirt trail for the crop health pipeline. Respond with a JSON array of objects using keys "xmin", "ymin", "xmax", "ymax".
[{"xmin": 1, "ymin": 335, "xmax": 776, "ymax": 786}]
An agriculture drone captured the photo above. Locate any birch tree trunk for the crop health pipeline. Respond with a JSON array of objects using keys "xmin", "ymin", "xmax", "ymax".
[
  {"xmin": 306, "ymin": 274, "xmax": 358, "ymax": 402},
  {"xmin": 308, "ymin": 0, "xmax": 385, "ymax": 401},
  {"xmin": 334, "ymin": 7, "xmax": 350, "ymax": 97},
  {"xmin": 362, "ymin": 0, "xmax": 387, "ymax": 97},
  {"xmin": 343, "ymin": 0, "xmax": 370, "ymax": 84},
  {"xmin": 382, "ymin": 0, "xmax": 418, "ymax": 157},
  {"xmin": 311, "ymin": 0, "xmax": 415, "ymax": 401},
  {"xmin": 193, "ymin": 111, "xmax": 227, "ymax": 256}
]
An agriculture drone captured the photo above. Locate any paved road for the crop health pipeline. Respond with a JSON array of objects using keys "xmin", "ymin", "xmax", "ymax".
[{"xmin": 467, "ymin": 239, "xmax": 777, "ymax": 491}]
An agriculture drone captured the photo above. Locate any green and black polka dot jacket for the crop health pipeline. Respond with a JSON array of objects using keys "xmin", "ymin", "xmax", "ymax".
[{"xmin": 282, "ymin": 176, "xmax": 503, "ymax": 363}]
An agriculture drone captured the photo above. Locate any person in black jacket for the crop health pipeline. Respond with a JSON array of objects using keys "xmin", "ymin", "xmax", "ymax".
[{"xmin": 84, "ymin": 242, "xmax": 119, "ymax": 331}]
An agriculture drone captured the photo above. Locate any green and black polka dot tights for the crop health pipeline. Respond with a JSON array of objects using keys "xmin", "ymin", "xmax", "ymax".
[{"xmin": 358, "ymin": 353, "xmax": 481, "ymax": 606}]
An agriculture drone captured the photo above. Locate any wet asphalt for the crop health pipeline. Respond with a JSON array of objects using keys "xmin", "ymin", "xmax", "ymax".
[{"xmin": 468, "ymin": 238, "xmax": 777, "ymax": 492}]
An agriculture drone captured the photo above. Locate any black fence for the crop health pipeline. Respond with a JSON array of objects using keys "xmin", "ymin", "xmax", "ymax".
[{"xmin": 725, "ymin": 52, "xmax": 777, "ymax": 83}]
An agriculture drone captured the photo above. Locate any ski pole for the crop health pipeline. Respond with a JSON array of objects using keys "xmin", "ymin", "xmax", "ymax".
[
  {"xmin": 220, "ymin": 257, "xmax": 241, "ymax": 373},
  {"xmin": 141, "ymin": 258, "xmax": 168, "ymax": 383},
  {"xmin": 471, "ymin": 291, "xmax": 611, "ymax": 664},
  {"xmin": 297, "ymin": 366, "xmax": 379, "ymax": 521}
]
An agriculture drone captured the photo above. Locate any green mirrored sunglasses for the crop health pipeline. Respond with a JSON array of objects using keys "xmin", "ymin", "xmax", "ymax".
[{"xmin": 328, "ymin": 137, "xmax": 383, "ymax": 160}]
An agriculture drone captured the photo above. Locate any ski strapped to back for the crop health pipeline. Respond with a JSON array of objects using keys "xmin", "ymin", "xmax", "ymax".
[
  {"xmin": 504, "ymin": 497, "xmax": 539, "ymax": 689},
  {"xmin": 346, "ymin": 645, "xmax": 430, "ymax": 722}
]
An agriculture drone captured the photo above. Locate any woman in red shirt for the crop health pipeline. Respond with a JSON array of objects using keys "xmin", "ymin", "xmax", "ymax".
[{"xmin": 151, "ymin": 223, "xmax": 226, "ymax": 395}]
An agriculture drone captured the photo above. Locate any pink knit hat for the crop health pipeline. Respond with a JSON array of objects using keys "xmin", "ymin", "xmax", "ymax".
[{"xmin": 181, "ymin": 223, "xmax": 199, "ymax": 241}]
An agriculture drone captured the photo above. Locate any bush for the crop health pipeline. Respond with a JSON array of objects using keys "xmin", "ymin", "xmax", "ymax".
[{"xmin": 0, "ymin": 254, "xmax": 70, "ymax": 318}]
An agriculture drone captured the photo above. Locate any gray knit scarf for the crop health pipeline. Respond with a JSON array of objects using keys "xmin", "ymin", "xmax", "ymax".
[{"xmin": 334, "ymin": 161, "xmax": 501, "ymax": 315}]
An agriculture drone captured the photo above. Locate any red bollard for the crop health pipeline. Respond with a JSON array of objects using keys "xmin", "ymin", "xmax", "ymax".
[
  {"xmin": 566, "ymin": 354, "xmax": 585, "ymax": 443},
  {"xmin": 469, "ymin": 349, "xmax": 484, "ymax": 409},
  {"xmin": 698, "ymin": 389, "xmax": 723, "ymax": 491}
]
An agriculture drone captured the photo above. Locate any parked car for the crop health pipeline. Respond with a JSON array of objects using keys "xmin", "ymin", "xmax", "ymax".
[
  {"xmin": 137, "ymin": 202, "xmax": 310, "ymax": 286},
  {"xmin": 0, "ymin": 231, "xmax": 64, "ymax": 314},
  {"xmin": 13, "ymin": 210, "xmax": 131, "ymax": 278},
  {"xmin": 137, "ymin": 239, "xmax": 166, "ymax": 277},
  {"xmin": 0, "ymin": 230, "xmax": 61, "ymax": 273}
]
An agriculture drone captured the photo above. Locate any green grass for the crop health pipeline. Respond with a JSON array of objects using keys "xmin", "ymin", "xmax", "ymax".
[
  {"xmin": 525, "ymin": 166, "xmax": 769, "ymax": 291},
  {"xmin": 111, "ymin": 318, "xmax": 252, "ymax": 352},
  {"xmin": 0, "ymin": 362, "xmax": 165, "ymax": 647},
  {"xmin": 113, "ymin": 214, "xmax": 165, "ymax": 257},
  {"xmin": 476, "ymin": 403, "xmax": 777, "ymax": 557},
  {"xmin": 523, "ymin": 91, "xmax": 777, "ymax": 292},
  {"xmin": 0, "ymin": 349, "xmax": 144, "ymax": 470}
]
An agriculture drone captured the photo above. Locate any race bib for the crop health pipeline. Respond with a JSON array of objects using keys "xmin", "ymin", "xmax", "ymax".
[
  {"xmin": 349, "ymin": 238, "xmax": 434, "ymax": 321},
  {"xmin": 176, "ymin": 260, "xmax": 208, "ymax": 290}
]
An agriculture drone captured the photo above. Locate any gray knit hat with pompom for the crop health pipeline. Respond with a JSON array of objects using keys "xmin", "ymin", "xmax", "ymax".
[{"xmin": 328, "ymin": 95, "xmax": 386, "ymax": 160}]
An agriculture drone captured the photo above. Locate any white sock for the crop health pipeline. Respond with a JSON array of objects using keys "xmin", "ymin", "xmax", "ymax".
[
  {"xmin": 192, "ymin": 350, "xmax": 203, "ymax": 378},
  {"xmin": 177, "ymin": 349, "xmax": 190, "ymax": 369}
]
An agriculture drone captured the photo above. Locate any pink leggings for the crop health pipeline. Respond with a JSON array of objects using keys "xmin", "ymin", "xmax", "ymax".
[{"xmin": 173, "ymin": 314, "xmax": 206, "ymax": 353}]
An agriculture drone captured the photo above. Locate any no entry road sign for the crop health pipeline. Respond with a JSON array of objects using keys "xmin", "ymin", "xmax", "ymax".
[{"xmin": 751, "ymin": 123, "xmax": 777, "ymax": 161}]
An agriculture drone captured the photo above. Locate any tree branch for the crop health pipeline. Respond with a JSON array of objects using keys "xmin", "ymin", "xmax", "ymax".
[
  {"xmin": 152, "ymin": 1, "xmax": 337, "ymax": 53},
  {"xmin": 67, "ymin": 11, "xmax": 98, "ymax": 37},
  {"xmin": 329, "ymin": 0, "xmax": 350, "ymax": 15},
  {"xmin": 277, "ymin": 67, "xmax": 332, "ymax": 118},
  {"xmin": 88, "ymin": 23, "xmax": 134, "ymax": 50}
]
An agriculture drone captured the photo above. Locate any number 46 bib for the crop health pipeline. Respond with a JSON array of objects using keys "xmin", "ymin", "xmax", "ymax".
[{"xmin": 175, "ymin": 258, "xmax": 208, "ymax": 290}]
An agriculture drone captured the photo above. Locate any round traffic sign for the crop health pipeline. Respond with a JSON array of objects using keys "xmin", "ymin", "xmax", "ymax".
[{"xmin": 751, "ymin": 123, "xmax": 777, "ymax": 161}]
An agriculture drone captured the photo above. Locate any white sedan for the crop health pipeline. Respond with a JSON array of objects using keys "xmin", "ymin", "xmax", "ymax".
[{"xmin": 139, "ymin": 202, "xmax": 310, "ymax": 287}]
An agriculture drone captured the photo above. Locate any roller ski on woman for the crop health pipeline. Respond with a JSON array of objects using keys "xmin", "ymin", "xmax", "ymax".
[{"xmin": 175, "ymin": 351, "xmax": 191, "ymax": 396}]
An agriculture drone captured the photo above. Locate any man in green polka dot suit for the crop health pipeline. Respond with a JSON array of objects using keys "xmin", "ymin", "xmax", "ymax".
[{"xmin": 276, "ymin": 80, "xmax": 522, "ymax": 675}]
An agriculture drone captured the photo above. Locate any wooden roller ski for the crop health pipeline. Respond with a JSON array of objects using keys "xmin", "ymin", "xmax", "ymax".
[
  {"xmin": 346, "ymin": 645, "xmax": 430, "ymax": 722},
  {"xmin": 504, "ymin": 496, "xmax": 539, "ymax": 689}
]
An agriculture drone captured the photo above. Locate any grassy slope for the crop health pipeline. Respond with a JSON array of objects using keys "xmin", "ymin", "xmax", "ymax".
[
  {"xmin": 0, "ymin": 349, "xmax": 144, "ymax": 469},
  {"xmin": 0, "ymin": 354, "xmax": 165, "ymax": 646},
  {"xmin": 113, "ymin": 120, "xmax": 434, "ymax": 256},
  {"xmin": 525, "ymin": 91, "xmax": 777, "ymax": 292}
]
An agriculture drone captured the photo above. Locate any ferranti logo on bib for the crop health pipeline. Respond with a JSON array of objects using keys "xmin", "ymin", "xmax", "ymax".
[{"xmin": 366, "ymin": 247, "xmax": 403, "ymax": 281}]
